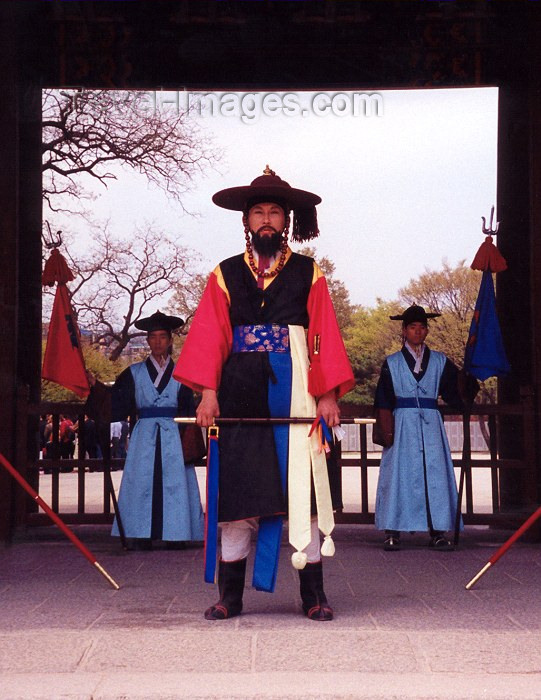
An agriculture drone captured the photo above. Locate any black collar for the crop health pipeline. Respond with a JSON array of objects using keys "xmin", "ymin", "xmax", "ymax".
[
  {"xmin": 145, "ymin": 357, "xmax": 174, "ymax": 394},
  {"xmin": 401, "ymin": 345, "xmax": 430, "ymax": 379}
]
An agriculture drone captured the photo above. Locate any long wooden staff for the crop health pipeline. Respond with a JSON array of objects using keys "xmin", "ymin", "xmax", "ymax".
[
  {"xmin": 174, "ymin": 417, "xmax": 375, "ymax": 425},
  {"xmin": 465, "ymin": 504, "xmax": 541, "ymax": 589},
  {"xmin": 453, "ymin": 410, "xmax": 471, "ymax": 546},
  {"xmin": 0, "ymin": 451, "xmax": 120, "ymax": 590},
  {"xmin": 189, "ymin": 416, "xmax": 374, "ymax": 584},
  {"xmin": 95, "ymin": 420, "xmax": 127, "ymax": 550}
]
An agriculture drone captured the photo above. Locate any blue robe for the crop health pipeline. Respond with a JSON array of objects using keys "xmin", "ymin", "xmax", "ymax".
[
  {"xmin": 375, "ymin": 349, "xmax": 461, "ymax": 533},
  {"xmin": 111, "ymin": 359, "xmax": 204, "ymax": 541}
]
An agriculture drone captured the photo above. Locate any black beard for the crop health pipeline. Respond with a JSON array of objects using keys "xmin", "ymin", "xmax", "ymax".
[{"xmin": 252, "ymin": 230, "xmax": 283, "ymax": 257}]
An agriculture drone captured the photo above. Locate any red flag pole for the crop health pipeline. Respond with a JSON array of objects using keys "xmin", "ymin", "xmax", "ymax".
[
  {"xmin": 465, "ymin": 505, "xmax": 541, "ymax": 589},
  {"xmin": 0, "ymin": 451, "xmax": 120, "ymax": 590}
]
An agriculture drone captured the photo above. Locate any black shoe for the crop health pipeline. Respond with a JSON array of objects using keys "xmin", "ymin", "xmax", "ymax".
[
  {"xmin": 383, "ymin": 535, "xmax": 401, "ymax": 551},
  {"xmin": 204, "ymin": 558, "xmax": 247, "ymax": 620},
  {"xmin": 429, "ymin": 534, "xmax": 455, "ymax": 551},
  {"xmin": 164, "ymin": 541, "xmax": 187, "ymax": 550},
  {"xmin": 127, "ymin": 538, "xmax": 153, "ymax": 551},
  {"xmin": 298, "ymin": 561, "xmax": 333, "ymax": 621}
]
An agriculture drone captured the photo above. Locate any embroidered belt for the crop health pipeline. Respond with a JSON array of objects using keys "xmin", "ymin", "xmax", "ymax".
[
  {"xmin": 138, "ymin": 407, "xmax": 178, "ymax": 418},
  {"xmin": 232, "ymin": 324, "xmax": 290, "ymax": 353},
  {"xmin": 395, "ymin": 397, "xmax": 438, "ymax": 409}
]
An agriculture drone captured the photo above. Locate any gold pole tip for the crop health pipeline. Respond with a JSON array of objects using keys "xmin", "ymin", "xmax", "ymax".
[
  {"xmin": 94, "ymin": 561, "xmax": 121, "ymax": 590},
  {"xmin": 465, "ymin": 561, "xmax": 492, "ymax": 590}
]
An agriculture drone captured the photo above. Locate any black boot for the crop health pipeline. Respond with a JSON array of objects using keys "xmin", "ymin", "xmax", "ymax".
[
  {"xmin": 204, "ymin": 558, "xmax": 247, "ymax": 620},
  {"xmin": 383, "ymin": 530, "xmax": 401, "ymax": 551},
  {"xmin": 298, "ymin": 561, "xmax": 333, "ymax": 621}
]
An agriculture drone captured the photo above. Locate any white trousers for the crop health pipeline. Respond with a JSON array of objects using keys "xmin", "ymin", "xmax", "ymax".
[{"xmin": 221, "ymin": 517, "xmax": 321, "ymax": 563}]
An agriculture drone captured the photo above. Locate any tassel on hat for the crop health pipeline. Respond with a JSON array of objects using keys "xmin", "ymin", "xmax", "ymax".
[{"xmin": 292, "ymin": 207, "xmax": 319, "ymax": 242}]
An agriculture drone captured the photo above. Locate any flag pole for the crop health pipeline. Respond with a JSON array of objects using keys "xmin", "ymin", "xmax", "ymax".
[
  {"xmin": 465, "ymin": 505, "xmax": 541, "ymax": 589},
  {"xmin": 0, "ymin": 451, "xmax": 120, "ymax": 590}
]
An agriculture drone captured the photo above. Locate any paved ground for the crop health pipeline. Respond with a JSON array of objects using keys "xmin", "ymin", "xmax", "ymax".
[{"xmin": 2, "ymin": 522, "xmax": 541, "ymax": 699}]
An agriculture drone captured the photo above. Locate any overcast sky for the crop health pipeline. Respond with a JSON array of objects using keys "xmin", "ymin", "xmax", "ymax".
[{"xmin": 57, "ymin": 87, "xmax": 498, "ymax": 308}]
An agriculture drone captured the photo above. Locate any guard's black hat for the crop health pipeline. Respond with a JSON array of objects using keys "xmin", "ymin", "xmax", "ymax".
[
  {"xmin": 389, "ymin": 305, "xmax": 441, "ymax": 325},
  {"xmin": 134, "ymin": 311, "xmax": 184, "ymax": 333}
]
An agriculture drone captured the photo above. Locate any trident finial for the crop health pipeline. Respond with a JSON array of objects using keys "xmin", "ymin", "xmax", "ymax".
[
  {"xmin": 481, "ymin": 206, "xmax": 499, "ymax": 235},
  {"xmin": 263, "ymin": 164, "xmax": 275, "ymax": 176},
  {"xmin": 42, "ymin": 221, "xmax": 63, "ymax": 249}
]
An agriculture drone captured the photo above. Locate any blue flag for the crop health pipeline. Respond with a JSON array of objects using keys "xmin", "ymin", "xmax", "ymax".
[{"xmin": 464, "ymin": 271, "xmax": 510, "ymax": 381}]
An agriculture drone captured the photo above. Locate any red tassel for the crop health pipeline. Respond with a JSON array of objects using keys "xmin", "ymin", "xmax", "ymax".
[
  {"xmin": 42, "ymin": 248, "xmax": 75, "ymax": 286},
  {"xmin": 470, "ymin": 236, "xmax": 508, "ymax": 273}
]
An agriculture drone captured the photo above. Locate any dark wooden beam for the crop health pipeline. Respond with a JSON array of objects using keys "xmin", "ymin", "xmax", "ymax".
[{"xmin": 0, "ymin": 2, "xmax": 20, "ymax": 542}]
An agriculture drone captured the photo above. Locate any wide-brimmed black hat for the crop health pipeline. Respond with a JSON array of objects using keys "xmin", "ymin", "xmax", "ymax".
[
  {"xmin": 134, "ymin": 311, "xmax": 184, "ymax": 333},
  {"xmin": 212, "ymin": 165, "xmax": 321, "ymax": 242},
  {"xmin": 389, "ymin": 305, "xmax": 441, "ymax": 325}
]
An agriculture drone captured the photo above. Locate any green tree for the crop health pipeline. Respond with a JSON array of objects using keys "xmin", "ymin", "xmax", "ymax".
[
  {"xmin": 341, "ymin": 260, "xmax": 493, "ymax": 408},
  {"xmin": 342, "ymin": 300, "xmax": 402, "ymax": 405},
  {"xmin": 398, "ymin": 259, "xmax": 496, "ymax": 447},
  {"xmin": 397, "ymin": 259, "xmax": 479, "ymax": 367},
  {"xmin": 41, "ymin": 343, "xmax": 130, "ymax": 402},
  {"xmin": 167, "ymin": 271, "xmax": 209, "ymax": 355},
  {"xmin": 298, "ymin": 246, "xmax": 356, "ymax": 330}
]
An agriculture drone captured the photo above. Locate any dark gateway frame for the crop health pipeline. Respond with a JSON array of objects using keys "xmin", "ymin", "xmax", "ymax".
[{"xmin": 1, "ymin": 1, "xmax": 541, "ymax": 541}]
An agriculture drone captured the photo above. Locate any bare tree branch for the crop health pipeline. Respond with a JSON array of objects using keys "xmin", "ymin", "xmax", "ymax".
[
  {"xmin": 42, "ymin": 89, "xmax": 220, "ymax": 217},
  {"xmin": 41, "ymin": 88, "xmax": 220, "ymax": 367},
  {"xmin": 55, "ymin": 225, "xmax": 202, "ymax": 361}
]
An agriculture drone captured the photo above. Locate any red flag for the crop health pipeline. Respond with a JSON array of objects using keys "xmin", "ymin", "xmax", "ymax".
[{"xmin": 42, "ymin": 250, "xmax": 89, "ymax": 398}]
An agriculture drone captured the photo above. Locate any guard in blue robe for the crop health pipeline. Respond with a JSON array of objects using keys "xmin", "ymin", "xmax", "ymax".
[
  {"xmin": 87, "ymin": 312, "xmax": 205, "ymax": 548},
  {"xmin": 374, "ymin": 305, "xmax": 477, "ymax": 551}
]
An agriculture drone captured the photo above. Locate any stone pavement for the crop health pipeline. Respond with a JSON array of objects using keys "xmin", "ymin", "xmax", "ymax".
[{"xmin": 1, "ymin": 523, "xmax": 541, "ymax": 699}]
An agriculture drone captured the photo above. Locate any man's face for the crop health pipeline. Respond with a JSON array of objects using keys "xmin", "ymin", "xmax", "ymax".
[
  {"xmin": 247, "ymin": 202, "xmax": 286, "ymax": 237},
  {"xmin": 247, "ymin": 202, "xmax": 286, "ymax": 257},
  {"xmin": 147, "ymin": 329, "xmax": 171, "ymax": 359},
  {"xmin": 403, "ymin": 321, "xmax": 428, "ymax": 347}
]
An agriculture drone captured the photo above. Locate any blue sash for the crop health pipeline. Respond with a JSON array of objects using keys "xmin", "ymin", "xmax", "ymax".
[
  {"xmin": 204, "ymin": 429, "xmax": 220, "ymax": 584},
  {"xmin": 395, "ymin": 397, "xmax": 438, "ymax": 410},
  {"xmin": 232, "ymin": 324, "xmax": 289, "ymax": 353},
  {"xmin": 138, "ymin": 406, "xmax": 178, "ymax": 418},
  {"xmin": 252, "ymin": 351, "xmax": 291, "ymax": 592}
]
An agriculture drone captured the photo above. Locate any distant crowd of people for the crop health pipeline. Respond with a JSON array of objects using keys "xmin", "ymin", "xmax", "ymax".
[{"xmin": 39, "ymin": 413, "xmax": 129, "ymax": 464}]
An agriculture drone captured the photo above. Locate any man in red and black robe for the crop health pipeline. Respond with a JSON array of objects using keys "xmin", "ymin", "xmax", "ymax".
[{"xmin": 174, "ymin": 166, "xmax": 354, "ymax": 621}]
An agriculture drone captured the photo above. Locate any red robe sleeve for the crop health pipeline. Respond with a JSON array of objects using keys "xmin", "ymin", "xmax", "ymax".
[
  {"xmin": 173, "ymin": 270, "xmax": 232, "ymax": 392},
  {"xmin": 307, "ymin": 275, "xmax": 355, "ymax": 399}
]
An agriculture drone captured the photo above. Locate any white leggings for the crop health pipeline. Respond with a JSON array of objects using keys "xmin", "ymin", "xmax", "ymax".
[{"xmin": 221, "ymin": 517, "xmax": 321, "ymax": 563}]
